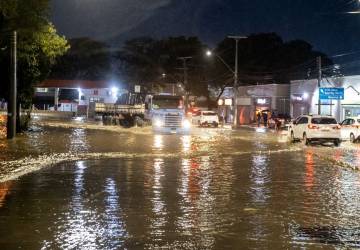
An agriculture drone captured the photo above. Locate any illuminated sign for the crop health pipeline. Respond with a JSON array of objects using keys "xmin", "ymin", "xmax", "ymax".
[
  {"xmin": 224, "ymin": 99, "xmax": 232, "ymax": 106},
  {"xmin": 257, "ymin": 98, "xmax": 267, "ymax": 105},
  {"xmin": 319, "ymin": 88, "xmax": 344, "ymax": 100}
]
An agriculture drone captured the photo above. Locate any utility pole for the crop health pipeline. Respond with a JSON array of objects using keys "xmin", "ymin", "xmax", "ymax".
[
  {"xmin": 317, "ymin": 56, "xmax": 322, "ymax": 115},
  {"xmin": 7, "ymin": 31, "xmax": 17, "ymax": 139},
  {"xmin": 228, "ymin": 36, "xmax": 247, "ymax": 127},
  {"xmin": 177, "ymin": 56, "xmax": 192, "ymax": 111}
]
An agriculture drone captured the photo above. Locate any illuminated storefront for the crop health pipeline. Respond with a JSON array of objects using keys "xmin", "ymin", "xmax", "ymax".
[{"xmin": 218, "ymin": 84, "xmax": 290, "ymax": 125}]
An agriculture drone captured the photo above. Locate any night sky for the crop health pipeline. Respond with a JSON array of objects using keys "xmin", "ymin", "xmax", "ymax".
[{"xmin": 51, "ymin": 0, "xmax": 360, "ymax": 55}]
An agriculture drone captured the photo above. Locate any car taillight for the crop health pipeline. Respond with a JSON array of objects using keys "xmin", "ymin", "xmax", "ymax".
[
  {"xmin": 308, "ymin": 124, "xmax": 319, "ymax": 129},
  {"xmin": 332, "ymin": 125, "xmax": 341, "ymax": 129}
]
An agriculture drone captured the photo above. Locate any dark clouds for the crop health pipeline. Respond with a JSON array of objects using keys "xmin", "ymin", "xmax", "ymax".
[
  {"xmin": 51, "ymin": 0, "xmax": 360, "ymax": 54},
  {"xmin": 51, "ymin": 0, "xmax": 171, "ymax": 39}
]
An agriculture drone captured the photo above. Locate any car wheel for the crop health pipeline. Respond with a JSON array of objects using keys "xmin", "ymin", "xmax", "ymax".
[
  {"xmin": 290, "ymin": 131, "xmax": 296, "ymax": 143},
  {"xmin": 350, "ymin": 133, "xmax": 356, "ymax": 143},
  {"xmin": 303, "ymin": 133, "xmax": 309, "ymax": 146},
  {"xmin": 334, "ymin": 139, "xmax": 341, "ymax": 147}
]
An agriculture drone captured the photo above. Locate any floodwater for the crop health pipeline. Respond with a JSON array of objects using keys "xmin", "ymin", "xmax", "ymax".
[{"xmin": 0, "ymin": 121, "xmax": 360, "ymax": 249}]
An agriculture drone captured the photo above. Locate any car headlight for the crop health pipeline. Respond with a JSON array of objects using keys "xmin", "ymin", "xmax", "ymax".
[
  {"xmin": 182, "ymin": 119, "xmax": 191, "ymax": 129},
  {"xmin": 154, "ymin": 119, "xmax": 163, "ymax": 127}
]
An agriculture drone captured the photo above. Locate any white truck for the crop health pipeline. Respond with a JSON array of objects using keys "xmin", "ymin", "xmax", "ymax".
[
  {"xmin": 95, "ymin": 94, "xmax": 191, "ymax": 133},
  {"xmin": 145, "ymin": 95, "xmax": 191, "ymax": 134}
]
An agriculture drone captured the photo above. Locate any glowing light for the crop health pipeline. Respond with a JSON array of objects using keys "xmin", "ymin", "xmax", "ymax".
[
  {"xmin": 206, "ymin": 50, "xmax": 212, "ymax": 57},
  {"xmin": 303, "ymin": 92, "xmax": 309, "ymax": 99},
  {"xmin": 154, "ymin": 119, "xmax": 162, "ymax": 127},
  {"xmin": 224, "ymin": 99, "xmax": 232, "ymax": 106},
  {"xmin": 182, "ymin": 119, "xmax": 191, "ymax": 129},
  {"xmin": 218, "ymin": 99, "xmax": 224, "ymax": 106},
  {"xmin": 111, "ymin": 87, "xmax": 119, "ymax": 96},
  {"xmin": 257, "ymin": 98, "xmax": 267, "ymax": 105}
]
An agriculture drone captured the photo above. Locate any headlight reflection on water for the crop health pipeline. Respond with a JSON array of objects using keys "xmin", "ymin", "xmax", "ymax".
[{"xmin": 153, "ymin": 135, "xmax": 163, "ymax": 150}]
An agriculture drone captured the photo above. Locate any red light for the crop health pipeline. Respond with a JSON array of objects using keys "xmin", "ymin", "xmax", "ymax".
[
  {"xmin": 332, "ymin": 125, "xmax": 341, "ymax": 130},
  {"xmin": 308, "ymin": 124, "xmax": 319, "ymax": 129}
]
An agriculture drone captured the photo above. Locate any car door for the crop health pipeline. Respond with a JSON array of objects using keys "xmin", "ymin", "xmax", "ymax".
[
  {"xmin": 340, "ymin": 119, "xmax": 350, "ymax": 140},
  {"xmin": 292, "ymin": 116, "xmax": 303, "ymax": 138},
  {"xmin": 294, "ymin": 117, "xmax": 308, "ymax": 139}
]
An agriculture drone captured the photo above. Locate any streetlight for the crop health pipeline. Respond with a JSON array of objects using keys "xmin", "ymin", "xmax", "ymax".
[
  {"xmin": 206, "ymin": 49, "xmax": 235, "ymax": 74},
  {"xmin": 206, "ymin": 35, "xmax": 247, "ymax": 126}
]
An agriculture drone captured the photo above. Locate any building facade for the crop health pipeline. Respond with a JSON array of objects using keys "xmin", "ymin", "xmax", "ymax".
[
  {"xmin": 219, "ymin": 84, "xmax": 290, "ymax": 125},
  {"xmin": 290, "ymin": 75, "xmax": 360, "ymax": 122},
  {"xmin": 34, "ymin": 80, "xmax": 121, "ymax": 114}
]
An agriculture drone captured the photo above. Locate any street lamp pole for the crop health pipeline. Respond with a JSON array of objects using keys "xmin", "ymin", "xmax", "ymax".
[
  {"xmin": 228, "ymin": 36, "xmax": 247, "ymax": 127},
  {"xmin": 7, "ymin": 31, "xmax": 17, "ymax": 139},
  {"xmin": 177, "ymin": 56, "xmax": 192, "ymax": 111}
]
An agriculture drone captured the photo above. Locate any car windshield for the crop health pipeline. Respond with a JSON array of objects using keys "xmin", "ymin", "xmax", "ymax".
[
  {"xmin": 311, "ymin": 118, "xmax": 337, "ymax": 124},
  {"xmin": 203, "ymin": 112, "xmax": 217, "ymax": 116}
]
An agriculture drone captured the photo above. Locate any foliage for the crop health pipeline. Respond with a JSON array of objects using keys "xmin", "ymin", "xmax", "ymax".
[
  {"xmin": 212, "ymin": 33, "xmax": 333, "ymax": 89},
  {"xmin": 117, "ymin": 36, "xmax": 209, "ymax": 96},
  {"xmin": 50, "ymin": 37, "xmax": 111, "ymax": 80},
  {"xmin": 0, "ymin": 0, "xmax": 69, "ymax": 108}
]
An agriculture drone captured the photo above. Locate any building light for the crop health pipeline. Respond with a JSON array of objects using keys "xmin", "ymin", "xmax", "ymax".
[
  {"xmin": 257, "ymin": 98, "xmax": 267, "ymax": 104},
  {"xmin": 224, "ymin": 99, "xmax": 232, "ymax": 106},
  {"xmin": 218, "ymin": 99, "xmax": 224, "ymax": 106}
]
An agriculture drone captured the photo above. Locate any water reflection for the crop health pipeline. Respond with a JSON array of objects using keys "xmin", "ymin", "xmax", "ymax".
[
  {"xmin": 153, "ymin": 135, "xmax": 163, "ymax": 150},
  {"xmin": 0, "ymin": 181, "xmax": 12, "ymax": 208},
  {"xmin": 103, "ymin": 178, "xmax": 127, "ymax": 248},
  {"xmin": 249, "ymin": 154, "xmax": 270, "ymax": 204},
  {"xmin": 305, "ymin": 150, "xmax": 315, "ymax": 191},
  {"xmin": 181, "ymin": 135, "xmax": 191, "ymax": 153},
  {"xmin": 150, "ymin": 158, "xmax": 167, "ymax": 238},
  {"xmin": 69, "ymin": 129, "xmax": 89, "ymax": 153}
]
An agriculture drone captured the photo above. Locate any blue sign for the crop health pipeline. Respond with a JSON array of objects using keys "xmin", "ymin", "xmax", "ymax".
[{"xmin": 319, "ymin": 88, "xmax": 344, "ymax": 100}]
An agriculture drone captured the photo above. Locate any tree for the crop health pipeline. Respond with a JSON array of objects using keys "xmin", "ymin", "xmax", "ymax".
[
  {"xmin": 117, "ymin": 36, "xmax": 208, "ymax": 96},
  {"xmin": 50, "ymin": 38, "xmax": 111, "ymax": 80},
  {"xmin": 0, "ymin": 0, "xmax": 69, "ymax": 107},
  {"xmin": 210, "ymin": 33, "xmax": 333, "ymax": 91}
]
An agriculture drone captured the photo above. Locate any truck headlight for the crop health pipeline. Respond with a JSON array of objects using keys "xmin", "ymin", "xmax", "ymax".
[
  {"xmin": 154, "ymin": 119, "xmax": 163, "ymax": 127},
  {"xmin": 182, "ymin": 119, "xmax": 191, "ymax": 129}
]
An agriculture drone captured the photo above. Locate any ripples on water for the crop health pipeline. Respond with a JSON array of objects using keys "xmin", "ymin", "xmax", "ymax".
[{"xmin": 0, "ymin": 126, "xmax": 359, "ymax": 248}]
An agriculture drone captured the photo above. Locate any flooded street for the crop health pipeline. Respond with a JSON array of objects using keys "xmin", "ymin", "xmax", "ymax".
[{"xmin": 0, "ymin": 122, "xmax": 360, "ymax": 249}]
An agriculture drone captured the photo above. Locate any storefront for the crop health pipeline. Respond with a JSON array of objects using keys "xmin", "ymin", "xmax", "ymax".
[
  {"xmin": 235, "ymin": 84, "xmax": 290, "ymax": 124},
  {"xmin": 290, "ymin": 75, "xmax": 360, "ymax": 122}
]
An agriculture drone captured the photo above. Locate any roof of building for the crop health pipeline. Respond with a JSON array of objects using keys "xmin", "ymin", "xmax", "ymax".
[{"xmin": 36, "ymin": 79, "xmax": 111, "ymax": 89}]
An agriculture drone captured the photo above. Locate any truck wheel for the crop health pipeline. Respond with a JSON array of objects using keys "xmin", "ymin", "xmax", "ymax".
[{"xmin": 134, "ymin": 116, "xmax": 144, "ymax": 127}]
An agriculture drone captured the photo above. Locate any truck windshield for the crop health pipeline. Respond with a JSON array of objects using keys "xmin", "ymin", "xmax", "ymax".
[{"xmin": 152, "ymin": 97, "xmax": 183, "ymax": 109}]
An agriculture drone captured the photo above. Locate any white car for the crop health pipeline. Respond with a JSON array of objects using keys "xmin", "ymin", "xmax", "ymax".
[
  {"xmin": 289, "ymin": 115, "xmax": 341, "ymax": 146},
  {"xmin": 192, "ymin": 110, "xmax": 219, "ymax": 127},
  {"xmin": 340, "ymin": 117, "xmax": 360, "ymax": 143}
]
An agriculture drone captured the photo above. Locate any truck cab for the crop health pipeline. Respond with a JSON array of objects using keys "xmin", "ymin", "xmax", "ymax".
[{"xmin": 146, "ymin": 95, "xmax": 191, "ymax": 134}]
